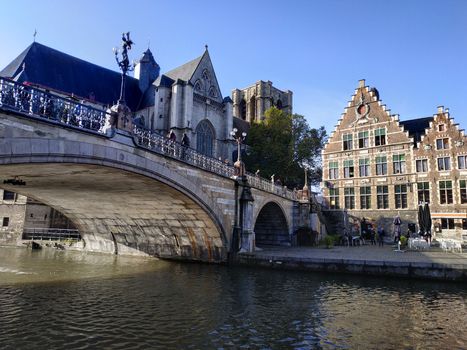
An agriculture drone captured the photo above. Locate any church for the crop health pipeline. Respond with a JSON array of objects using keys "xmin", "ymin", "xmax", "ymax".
[{"xmin": 0, "ymin": 41, "xmax": 233, "ymax": 160}]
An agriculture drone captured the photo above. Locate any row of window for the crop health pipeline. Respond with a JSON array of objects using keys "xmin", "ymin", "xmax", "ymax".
[
  {"xmin": 341, "ymin": 127, "xmax": 451, "ymax": 151},
  {"xmin": 342, "ymin": 128, "xmax": 386, "ymax": 150},
  {"xmin": 329, "ymin": 155, "xmax": 467, "ymax": 179},
  {"xmin": 328, "ymin": 180, "xmax": 467, "ymax": 209}
]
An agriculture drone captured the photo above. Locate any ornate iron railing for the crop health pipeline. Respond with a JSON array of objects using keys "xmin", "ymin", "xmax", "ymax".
[
  {"xmin": 0, "ymin": 78, "xmax": 297, "ymax": 200},
  {"xmin": 133, "ymin": 126, "xmax": 297, "ymax": 200},
  {"xmin": 0, "ymin": 78, "xmax": 107, "ymax": 133}
]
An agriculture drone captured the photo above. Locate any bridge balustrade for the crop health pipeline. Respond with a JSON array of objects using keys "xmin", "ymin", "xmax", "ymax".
[
  {"xmin": 133, "ymin": 126, "xmax": 297, "ymax": 200},
  {"xmin": 0, "ymin": 78, "xmax": 107, "ymax": 133},
  {"xmin": 0, "ymin": 78, "xmax": 297, "ymax": 201}
]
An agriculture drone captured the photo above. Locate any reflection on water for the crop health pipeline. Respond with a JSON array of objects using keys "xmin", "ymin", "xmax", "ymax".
[{"xmin": 0, "ymin": 246, "xmax": 466, "ymax": 350}]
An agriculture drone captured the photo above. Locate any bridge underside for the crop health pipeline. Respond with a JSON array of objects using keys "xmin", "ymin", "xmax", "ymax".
[{"xmin": 0, "ymin": 163, "xmax": 226, "ymax": 262}]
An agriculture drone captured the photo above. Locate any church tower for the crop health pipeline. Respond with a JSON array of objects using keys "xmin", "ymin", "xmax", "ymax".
[{"xmin": 134, "ymin": 48, "xmax": 160, "ymax": 92}]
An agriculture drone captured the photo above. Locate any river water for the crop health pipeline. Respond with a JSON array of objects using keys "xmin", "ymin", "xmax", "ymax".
[{"xmin": 0, "ymin": 246, "xmax": 465, "ymax": 350}]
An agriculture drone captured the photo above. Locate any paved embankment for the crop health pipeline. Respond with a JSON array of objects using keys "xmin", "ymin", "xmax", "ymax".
[{"xmin": 236, "ymin": 245, "xmax": 467, "ymax": 282}]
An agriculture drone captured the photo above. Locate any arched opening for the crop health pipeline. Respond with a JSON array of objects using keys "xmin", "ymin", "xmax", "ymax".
[
  {"xmin": 249, "ymin": 96, "xmax": 256, "ymax": 121},
  {"xmin": 276, "ymin": 99, "xmax": 283, "ymax": 110},
  {"xmin": 196, "ymin": 120, "xmax": 215, "ymax": 157},
  {"xmin": 254, "ymin": 202, "xmax": 289, "ymax": 247},
  {"xmin": 239, "ymin": 99, "xmax": 246, "ymax": 120}
]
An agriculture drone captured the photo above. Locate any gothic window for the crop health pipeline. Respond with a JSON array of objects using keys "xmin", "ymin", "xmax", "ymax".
[
  {"xmin": 240, "ymin": 99, "xmax": 247, "ymax": 120},
  {"xmin": 194, "ymin": 79, "xmax": 203, "ymax": 92},
  {"xmin": 196, "ymin": 120, "xmax": 215, "ymax": 157},
  {"xmin": 249, "ymin": 96, "xmax": 256, "ymax": 121},
  {"xmin": 202, "ymin": 69, "xmax": 210, "ymax": 82},
  {"xmin": 276, "ymin": 99, "xmax": 283, "ymax": 110},
  {"xmin": 208, "ymin": 86, "xmax": 217, "ymax": 98}
]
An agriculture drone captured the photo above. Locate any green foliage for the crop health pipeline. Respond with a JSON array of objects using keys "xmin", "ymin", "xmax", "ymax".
[
  {"xmin": 323, "ymin": 235, "xmax": 335, "ymax": 248},
  {"xmin": 244, "ymin": 107, "xmax": 327, "ymax": 187},
  {"xmin": 400, "ymin": 236, "xmax": 407, "ymax": 247}
]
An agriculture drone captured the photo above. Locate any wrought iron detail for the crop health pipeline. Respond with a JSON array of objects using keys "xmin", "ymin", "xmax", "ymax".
[
  {"xmin": 0, "ymin": 78, "xmax": 107, "ymax": 133},
  {"xmin": 133, "ymin": 126, "xmax": 297, "ymax": 200}
]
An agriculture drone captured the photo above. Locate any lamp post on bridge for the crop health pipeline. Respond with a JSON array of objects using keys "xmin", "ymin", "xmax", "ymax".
[
  {"xmin": 230, "ymin": 128, "xmax": 255, "ymax": 254},
  {"xmin": 230, "ymin": 127, "xmax": 247, "ymax": 179},
  {"xmin": 104, "ymin": 32, "xmax": 135, "ymax": 137}
]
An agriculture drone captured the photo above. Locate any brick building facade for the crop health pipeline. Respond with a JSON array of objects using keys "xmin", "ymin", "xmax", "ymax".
[{"xmin": 322, "ymin": 80, "xmax": 467, "ymax": 242}]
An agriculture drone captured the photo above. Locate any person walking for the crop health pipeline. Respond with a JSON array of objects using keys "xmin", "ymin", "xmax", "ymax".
[{"xmin": 378, "ymin": 225, "xmax": 385, "ymax": 247}]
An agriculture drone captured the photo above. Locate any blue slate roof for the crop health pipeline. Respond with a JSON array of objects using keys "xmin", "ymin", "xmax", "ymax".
[
  {"xmin": 0, "ymin": 42, "xmax": 143, "ymax": 111},
  {"xmin": 400, "ymin": 116, "xmax": 434, "ymax": 145}
]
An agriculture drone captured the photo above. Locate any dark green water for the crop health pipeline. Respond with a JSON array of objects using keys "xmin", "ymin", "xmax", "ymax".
[{"xmin": 0, "ymin": 246, "xmax": 466, "ymax": 349}]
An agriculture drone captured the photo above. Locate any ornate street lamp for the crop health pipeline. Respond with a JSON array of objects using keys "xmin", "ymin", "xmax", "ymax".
[
  {"xmin": 113, "ymin": 32, "xmax": 135, "ymax": 105},
  {"xmin": 230, "ymin": 128, "xmax": 247, "ymax": 178}
]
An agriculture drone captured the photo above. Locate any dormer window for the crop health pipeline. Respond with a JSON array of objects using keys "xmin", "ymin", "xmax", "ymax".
[{"xmin": 436, "ymin": 138, "xmax": 449, "ymax": 150}]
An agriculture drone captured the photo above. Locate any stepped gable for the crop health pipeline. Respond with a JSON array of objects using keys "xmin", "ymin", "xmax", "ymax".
[
  {"xmin": 413, "ymin": 106, "xmax": 467, "ymax": 157},
  {"xmin": 324, "ymin": 79, "xmax": 412, "ymax": 153},
  {"xmin": 0, "ymin": 42, "xmax": 142, "ymax": 110}
]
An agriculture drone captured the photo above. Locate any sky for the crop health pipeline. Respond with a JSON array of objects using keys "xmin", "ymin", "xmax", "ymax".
[{"xmin": 1, "ymin": 0, "xmax": 467, "ymax": 133}]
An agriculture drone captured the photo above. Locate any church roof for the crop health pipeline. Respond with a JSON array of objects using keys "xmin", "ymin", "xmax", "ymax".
[
  {"xmin": 164, "ymin": 52, "xmax": 205, "ymax": 82},
  {"xmin": 0, "ymin": 42, "xmax": 142, "ymax": 110}
]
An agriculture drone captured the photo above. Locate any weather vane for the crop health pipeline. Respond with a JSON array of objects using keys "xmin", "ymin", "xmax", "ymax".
[{"xmin": 113, "ymin": 32, "xmax": 135, "ymax": 104}]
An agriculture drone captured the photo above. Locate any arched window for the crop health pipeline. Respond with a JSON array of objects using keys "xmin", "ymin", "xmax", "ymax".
[
  {"xmin": 196, "ymin": 120, "xmax": 215, "ymax": 157},
  {"xmin": 194, "ymin": 79, "xmax": 203, "ymax": 92},
  {"xmin": 240, "ymin": 99, "xmax": 246, "ymax": 120},
  {"xmin": 249, "ymin": 95, "xmax": 256, "ymax": 121},
  {"xmin": 208, "ymin": 86, "xmax": 217, "ymax": 98},
  {"xmin": 276, "ymin": 99, "xmax": 283, "ymax": 110}
]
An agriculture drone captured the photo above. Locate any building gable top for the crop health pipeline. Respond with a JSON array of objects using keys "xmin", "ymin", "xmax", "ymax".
[{"xmin": 325, "ymin": 80, "xmax": 412, "ymax": 152}]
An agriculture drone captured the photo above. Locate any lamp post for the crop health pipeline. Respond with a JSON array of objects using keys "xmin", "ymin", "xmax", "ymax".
[
  {"xmin": 113, "ymin": 32, "xmax": 135, "ymax": 105},
  {"xmin": 230, "ymin": 127, "xmax": 247, "ymax": 178}
]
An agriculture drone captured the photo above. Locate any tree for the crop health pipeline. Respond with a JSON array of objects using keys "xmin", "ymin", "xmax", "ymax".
[{"xmin": 244, "ymin": 107, "xmax": 327, "ymax": 188}]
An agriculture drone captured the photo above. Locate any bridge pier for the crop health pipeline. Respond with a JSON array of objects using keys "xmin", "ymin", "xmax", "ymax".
[{"xmin": 238, "ymin": 177, "xmax": 255, "ymax": 253}]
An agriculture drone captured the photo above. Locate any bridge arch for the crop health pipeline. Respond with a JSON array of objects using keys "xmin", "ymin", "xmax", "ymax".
[{"xmin": 254, "ymin": 201, "xmax": 290, "ymax": 247}]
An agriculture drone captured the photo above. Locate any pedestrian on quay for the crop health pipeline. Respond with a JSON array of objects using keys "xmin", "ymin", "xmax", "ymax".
[{"xmin": 378, "ymin": 225, "xmax": 385, "ymax": 247}]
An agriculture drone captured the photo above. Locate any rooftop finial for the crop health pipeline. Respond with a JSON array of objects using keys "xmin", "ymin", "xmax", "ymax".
[
  {"xmin": 33, "ymin": 29, "xmax": 37, "ymax": 42},
  {"xmin": 205, "ymin": 44, "xmax": 208, "ymax": 51}
]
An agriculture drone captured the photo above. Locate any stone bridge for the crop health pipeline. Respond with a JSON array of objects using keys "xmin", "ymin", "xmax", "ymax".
[{"xmin": 0, "ymin": 79, "xmax": 310, "ymax": 262}]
